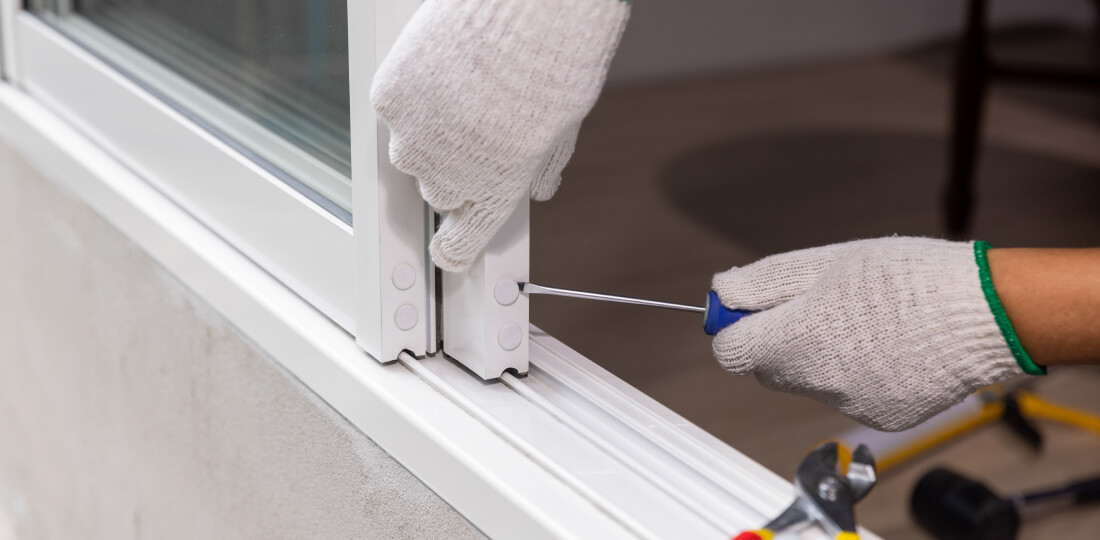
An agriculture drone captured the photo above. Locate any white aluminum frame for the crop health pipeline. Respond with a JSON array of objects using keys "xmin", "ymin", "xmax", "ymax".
[
  {"xmin": 368, "ymin": 0, "xmax": 532, "ymax": 377},
  {"xmin": 13, "ymin": 0, "xmax": 531, "ymax": 373},
  {"xmin": 443, "ymin": 200, "xmax": 531, "ymax": 379},
  {"xmin": 0, "ymin": 3, "xmax": 882, "ymax": 538},
  {"xmin": 352, "ymin": 0, "xmax": 435, "ymax": 361},
  {"xmin": 9, "ymin": 4, "xmax": 434, "ymax": 361},
  {"xmin": 1, "ymin": 83, "xmax": 876, "ymax": 539},
  {"xmin": 0, "ymin": 86, "xmax": 629, "ymax": 538}
]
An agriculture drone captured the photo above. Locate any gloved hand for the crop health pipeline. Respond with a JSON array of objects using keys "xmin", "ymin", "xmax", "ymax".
[
  {"xmin": 711, "ymin": 237, "xmax": 1043, "ymax": 432},
  {"xmin": 371, "ymin": 0, "xmax": 630, "ymax": 271}
]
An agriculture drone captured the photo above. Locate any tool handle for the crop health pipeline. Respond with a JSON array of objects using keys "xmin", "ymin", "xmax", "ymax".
[
  {"xmin": 704, "ymin": 291, "xmax": 755, "ymax": 335},
  {"xmin": 734, "ymin": 530, "xmax": 853, "ymax": 538},
  {"xmin": 732, "ymin": 530, "xmax": 859, "ymax": 540},
  {"xmin": 1021, "ymin": 475, "xmax": 1100, "ymax": 506},
  {"xmin": 732, "ymin": 530, "xmax": 773, "ymax": 540}
]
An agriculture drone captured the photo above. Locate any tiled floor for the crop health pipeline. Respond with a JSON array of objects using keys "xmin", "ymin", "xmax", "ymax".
[{"xmin": 531, "ymin": 27, "xmax": 1100, "ymax": 538}]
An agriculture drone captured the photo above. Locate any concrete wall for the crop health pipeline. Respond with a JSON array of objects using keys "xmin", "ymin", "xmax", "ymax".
[
  {"xmin": 608, "ymin": 0, "xmax": 1095, "ymax": 84},
  {"xmin": 0, "ymin": 141, "xmax": 484, "ymax": 539}
]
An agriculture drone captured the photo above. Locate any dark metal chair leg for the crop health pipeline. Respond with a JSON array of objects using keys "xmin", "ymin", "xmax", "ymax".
[
  {"xmin": 1095, "ymin": 1, "xmax": 1100, "ymax": 90},
  {"xmin": 944, "ymin": 0, "xmax": 990, "ymax": 239}
]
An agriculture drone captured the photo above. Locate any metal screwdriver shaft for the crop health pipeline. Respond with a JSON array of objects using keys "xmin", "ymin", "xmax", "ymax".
[
  {"xmin": 519, "ymin": 282, "xmax": 755, "ymax": 335},
  {"xmin": 519, "ymin": 282, "xmax": 705, "ymax": 313}
]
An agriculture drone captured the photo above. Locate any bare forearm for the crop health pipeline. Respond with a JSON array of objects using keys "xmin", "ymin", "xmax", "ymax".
[{"xmin": 988, "ymin": 248, "xmax": 1100, "ymax": 366}]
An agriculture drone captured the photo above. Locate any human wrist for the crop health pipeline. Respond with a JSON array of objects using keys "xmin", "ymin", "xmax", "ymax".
[{"xmin": 986, "ymin": 247, "xmax": 1100, "ymax": 366}]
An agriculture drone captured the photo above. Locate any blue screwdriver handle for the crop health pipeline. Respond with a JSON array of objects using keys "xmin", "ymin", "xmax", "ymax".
[{"xmin": 703, "ymin": 291, "xmax": 755, "ymax": 335}]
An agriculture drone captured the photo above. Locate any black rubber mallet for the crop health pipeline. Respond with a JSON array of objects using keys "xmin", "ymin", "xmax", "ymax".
[{"xmin": 910, "ymin": 467, "xmax": 1100, "ymax": 540}]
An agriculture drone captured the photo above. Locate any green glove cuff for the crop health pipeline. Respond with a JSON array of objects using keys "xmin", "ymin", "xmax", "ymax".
[{"xmin": 974, "ymin": 241, "xmax": 1046, "ymax": 375}]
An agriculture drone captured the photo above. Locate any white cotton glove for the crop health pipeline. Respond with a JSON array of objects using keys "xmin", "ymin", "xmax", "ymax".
[
  {"xmin": 711, "ymin": 237, "xmax": 1041, "ymax": 432},
  {"xmin": 371, "ymin": 0, "xmax": 630, "ymax": 272}
]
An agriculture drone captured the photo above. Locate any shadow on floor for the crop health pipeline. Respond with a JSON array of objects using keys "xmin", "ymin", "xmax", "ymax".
[{"xmin": 659, "ymin": 130, "xmax": 1100, "ymax": 252}]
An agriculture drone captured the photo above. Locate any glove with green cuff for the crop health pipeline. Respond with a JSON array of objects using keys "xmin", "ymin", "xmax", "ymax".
[{"xmin": 711, "ymin": 237, "xmax": 1043, "ymax": 432}]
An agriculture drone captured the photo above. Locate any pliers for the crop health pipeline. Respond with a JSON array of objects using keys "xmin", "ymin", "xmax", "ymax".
[{"xmin": 734, "ymin": 442, "xmax": 877, "ymax": 540}]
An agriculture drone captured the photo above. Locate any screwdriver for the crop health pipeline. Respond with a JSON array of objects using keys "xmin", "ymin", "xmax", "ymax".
[{"xmin": 519, "ymin": 283, "xmax": 754, "ymax": 335}]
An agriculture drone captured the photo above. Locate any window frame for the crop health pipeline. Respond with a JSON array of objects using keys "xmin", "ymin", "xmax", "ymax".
[
  {"xmin": 0, "ymin": 2, "xmax": 873, "ymax": 538},
  {"xmin": 352, "ymin": 0, "xmax": 437, "ymax": 361},
  {"xmin": 13, "ymin": 0, "xmax": 533, "ymax": 375},
  {"xmin": 11, "ymin": 2, "xmax": 437, "ymax": 362}
]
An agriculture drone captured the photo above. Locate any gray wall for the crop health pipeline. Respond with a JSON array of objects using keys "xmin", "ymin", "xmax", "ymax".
[
  {"xmin": 0, "ymin": 142, "xmax": 484, "ymax": 539},
  {"xmin": 608, "ymin": 0, "xmax": 1095, "ymax": 84}
]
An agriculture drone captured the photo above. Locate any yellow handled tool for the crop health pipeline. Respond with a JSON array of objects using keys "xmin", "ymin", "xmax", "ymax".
[{"xmin": 734, "ymin": 442, "xmax": 876, "ymax": 540}]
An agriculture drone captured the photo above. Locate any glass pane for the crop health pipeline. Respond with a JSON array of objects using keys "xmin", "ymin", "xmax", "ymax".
[{"xmin": 34, "ymin": 0, "xmax": 352, "ymax": 220}]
